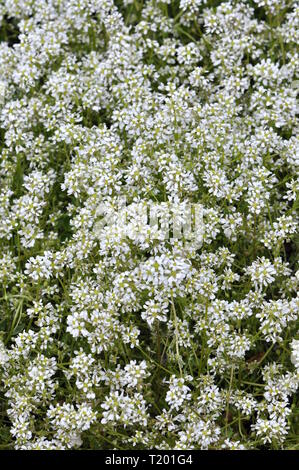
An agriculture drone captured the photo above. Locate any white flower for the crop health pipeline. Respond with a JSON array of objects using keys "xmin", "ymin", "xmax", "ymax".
[
  {"xmin": 245, "ymin": 257, "xmax": 277, "ymax": 290},
  {"xmin": 290, "ymin": 339, "xmax": 299, "ymax": 370},
  {"xmin": 165, "ymin": 375, "xmax": 192, "ymax": 410}
]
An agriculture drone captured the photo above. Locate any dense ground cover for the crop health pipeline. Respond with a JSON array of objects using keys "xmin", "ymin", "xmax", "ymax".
[{"xmin": 0, "ymin": 0, "xmax": 298, "ymax": 450}]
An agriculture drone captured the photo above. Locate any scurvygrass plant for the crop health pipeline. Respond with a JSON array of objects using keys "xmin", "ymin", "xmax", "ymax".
[{"xmin": 0, "ymin": 0, "xmax": 298, "ymax": 450}]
